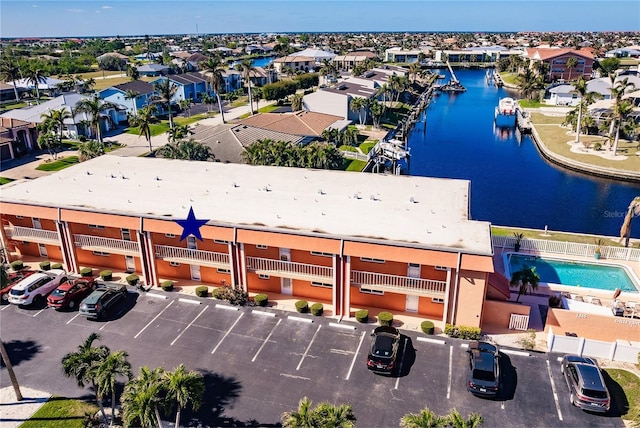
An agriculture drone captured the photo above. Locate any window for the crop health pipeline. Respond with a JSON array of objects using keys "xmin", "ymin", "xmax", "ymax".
[
  {"xmin": 311, "ymin": 251, "xmax": 332, "ymax": 257},
  {"xmin": 165, "ymin": 233, "xmax": 176, "ymax": 238},
  {"xmin": 217, "ymin": 268, "xmax": 231, "ymax": 274},
  {"xmin": 92, "ymin": 251, "xmax": 110, "ymax": 256},
  {"xmin": 409, "ymin": 262, "xmax": 420, "ymax": 268},
  {"xmin": 88, "ymin": 224, "xmax": 105, "ymax": 230},
  {"xmin": 256, "ymin": 244, "xmax": 268, "ymax": 249},
  {"xmin": 15, "ymin": 215, "xmax": 24, "ymax": 219},
  {"xmin": 360, "ymin": 257, "xmax": 385, "ymax": 263},
  {"xmin": 258, "ymin": 274, "xmax": 270, "ymax": 279},
  {"xmin": 214, "ymin": 239, "xmax": 229, "ymax": 244},
  {"xmin": 311, "ymin": 281, "xmax": 332, "ymax": 288},
  {"xmin": 360, "ymin": 287, "xmax": 384, "ymax": 295},
  {"xmin": 432, "ymin": 297, "xmax": 445, "ymax": 304},
  {"xmin": 435, "ymin": 266, "xmax": 448, "ymax": 271},
  {"xmin": 169, "ymin": 261, "xmax": 180, "ymax": 267}
]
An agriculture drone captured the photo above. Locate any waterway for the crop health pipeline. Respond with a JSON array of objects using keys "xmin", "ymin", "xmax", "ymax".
[{"xmin": 407, "ymin": 69, "xmax": 640, "ymax": 238}]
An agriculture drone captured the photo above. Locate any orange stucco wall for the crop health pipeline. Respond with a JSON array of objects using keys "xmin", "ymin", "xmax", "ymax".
[
  {"xmin": 247, "ymin": 272, "xmax": 281, "ymax": 293},
  {"xmin": 293, "ymin": 280, "xmax": 333, "ymax": 302},
  {"xmin": 418, "ymin": 297, "xmax": 445, "ymax": 318},
  {"xmin": 1, "ymin": 203, "xmax": 58, "ymax": 220},
  {"xmin": 344, "ymin": 241, "xmax": 459, "ymax": 267},
  {"xmin": 291, "ymin": 250, "xmax": 333, "ymax": 267},
  {"xmin": 70, "ymin": 224, "xmax": 131, "ymax": 240},
  {"xmin": 350, "ymin": 286, "xmax": 407, "ymax": 312},
  {"xmin": 244, "ymin": 244, "xmax": 280, "ymax": 259},
  {"xmin": 454, "ymin": 270, "xmax": 488, "ymax": 328},
  {"xmin": 481, "ymin": 300, "xmax": 531, "ymax": 328},
  {"xmin": 238, "ymin": 229, "xmax": 340, "ymax": 253},
  {"xmin": 76, "ymin": 249, "xmax": 140, "ymax": 272},
  {"xmin": 61, "ymin": 209, "xmax": 139, "ymax": 230},
  {"xmin": 545, "ymin": 308, "xmax": 640, "ymax": 342}
]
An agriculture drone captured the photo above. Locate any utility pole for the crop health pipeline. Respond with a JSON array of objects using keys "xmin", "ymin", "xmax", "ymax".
[{"xmin": 0, "ymin": 339, "xmax": 23, "ymax": 401}]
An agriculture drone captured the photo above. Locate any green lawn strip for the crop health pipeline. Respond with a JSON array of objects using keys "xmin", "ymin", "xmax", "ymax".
[
  {"xmin": 174, "ymin": 115, "xmax": 208, "ymax": 127},
  {"xmin": 36, "ymin": 156, "xmax": 79, "ymax": 171},
  {"xmin": 490, "ymin": 225, "xmax": 629, "ymax": 247},
  {"xmin": 360, "ymin": 141, "xmax": 376, "ymax": 154},
  {"xmin": 0, "ymin": 177, "xmax": 15, "ymax": 185},
  {"xmin": 604, "ymin": 368, "xmax": 640, "ymax": 424},
  {"xmin": 339, "ymin": 145, "xmax": 357, "ymax": 152},
  {"xmin": 346, "ymin": 160, "xmax": 367, "ymax": 172},
  {"xmin": 126, "ymin": 122, "xmax": 170, "ymax": 137},
  {"xmin": 20, "ymin": 396, "xmax": 99, "ymax": 428},
  {"xmin": 0, "ymin": 101, "xmax": 28, "ymax": 110}
]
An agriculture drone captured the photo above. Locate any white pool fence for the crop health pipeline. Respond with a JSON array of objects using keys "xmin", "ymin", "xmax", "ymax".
[{"xmin": 547, "ymin": 327, "xmax": 639, "ymax": 363}]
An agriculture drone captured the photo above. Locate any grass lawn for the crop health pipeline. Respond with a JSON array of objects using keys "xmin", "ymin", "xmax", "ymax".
[
  {"xmin": 20, "ymin": 396, "xmax": 99, "ymax": 428},
  {"xmin": 36, "ymin": 156, "xmax": 79, "ymax": 171},
  {"xmin": 126, "ymin": 122, "xmax": 170, "ymax": 137},
  {"xmin": 360, "ymin": 141, "xmax": 376, "ymax": 154},
  {"xmin": 604, "ymin": 369, "xmax": 640, "ymax": 425},
  {"xmin": 346, "ymin": 160, "xmax": 367, "ymax": 171},
  {"xmin": 91, "ymin": 76, "xmax": 155, "ymax": 92},
  {"xmin": 0, "ymin": 101, "xmax": 28, "ymax": 110},
  {"xmin": 174, "ymin": 115, "xmax": 209, "ymax": 127},
  {"xmin": 0, "ymin": 177, "xmax": 15, "ymax": 185}
]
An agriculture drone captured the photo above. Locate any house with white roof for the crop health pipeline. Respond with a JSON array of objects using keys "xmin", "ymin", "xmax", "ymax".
[{"xmin": 302, "ymin": 82, "xmax": 377, "ymax": 123}]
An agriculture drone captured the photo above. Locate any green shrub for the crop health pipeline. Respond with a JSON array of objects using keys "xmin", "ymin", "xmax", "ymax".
[
  {"xmin": 378, "ymin": 311, "xmax": 393, "ymax": 326},
  {"xmin": 444, "ymin": 323, "xmax": 456, "ymax": 336},
  {"xmin": 51, "ymin": 263, "xmax": 62, "ymax": 269},
  {"xmin": 444, "ymin": 324, "xmax": 481, "ymax": 340},
  {"xmin": 594, "ymin": 142, "xmax": 602, "ymax": 151},
  {"xmin": 517, "ymin": 329, "xmax": 537, "ymax": 350},
  {"xmin": 212, "ymin": 285, "xmax": 248, "ymax": 305},
  {"xmin": 100, "ymin": 270, "xmax": 112, "ymax": 281},
  {"xmin": 254, "ymin": 294, "xmax": 268, "ymax": 307},
  {"xmin": 295, "ymin": 300, "xmax": 309, "ymax": 313},
  {"xmin": 39, "ymin": 260, "xmax": 51, "ymax": 270},
  {"xmin": 310, "ymin": 303, "xmax": 323, "ymax": 316},
  {"xmin": 80, "ymin": 267, "xmax": 93, "ymax": 277},
  {"xmin": 125, "ymin": 274, "xmax": 139, "ymax": 286},
  {"xmin": 161, "ymin": 280, "xmax": 174, "ymax": 291},
  {"xmin": 10, "ymin": 260, "xmax": 24, "ymax": 271},
  {"xmin": 195, "ymin": 286, "xmax": 209, "ymax": 297},
  {"xmin": 421, "ymin": 320, "xmax": 435, "ymax": 335},
  {"xmin": 355, "ymin": 309, "xmax": 369, "ymax": 323}
]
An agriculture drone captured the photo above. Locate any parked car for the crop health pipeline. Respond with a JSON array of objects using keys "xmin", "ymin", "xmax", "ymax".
[
  {"xmin": 466, "ymin": 341, "xmax": 500, "ymax": 397},
  {"xmin": 7, "ymin": 269, "xmax": 68, "ymax": 306},
  {"xmin": 79, "ymin": 283, "xmax": 127, "ymax": 320},
  {"xmin": 367, "ymin": 326, "xmax": 401, "ymax": 374},
  {"xmin": 1, "ymin": 270, "xmax": 36, "ymax": 304},
  {"xmin": 47, "ymin": 278, "xmax": 99, "ymax": 310},
  {"xmin": 560, "ymin": 355, "xmax": 610, "ymax": 413}
]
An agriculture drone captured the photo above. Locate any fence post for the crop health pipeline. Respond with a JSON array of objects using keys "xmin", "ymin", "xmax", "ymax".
[
  {"xmin": 609, "ymin": 341, "xmax": 617, "ymax": 361},
  {"xmin": 564, "ymin": 241, "xmax": 568, "ymax": 255},
  {"xmin": 577, "ymin": 337, "xmax": 586, "ymax": 356}
]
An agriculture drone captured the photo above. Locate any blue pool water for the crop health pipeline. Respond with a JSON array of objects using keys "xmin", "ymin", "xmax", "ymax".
[{"xmin": 505, "ymin": 253, "xmax": 639, "ymax": 292}]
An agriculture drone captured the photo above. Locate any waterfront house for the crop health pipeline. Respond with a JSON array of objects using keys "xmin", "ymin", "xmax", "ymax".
[
  {"xmin": 332, "ymin": 51, "xmax": 377, "ymax": 71},
  {"xmin": 137, "ymin": 63, "xmax": 171, "ymax": 77},
  {"xmin": 153, "ymin": 72, "xmax": 212, "ymax": 104},
  {"xmin": 522, "ymin": 47, "xmax": 594, "ymax": 82},
  {"xmin": 272, "ymin": 56, "xmax": 317, "ymax": 74},
  {"xmin": 99, "ymin": 80, "xmax": 157, "ymax": 122},
  {"xmin": 302, "ymin": 82, "xmax": 377, "ymax": 122}
]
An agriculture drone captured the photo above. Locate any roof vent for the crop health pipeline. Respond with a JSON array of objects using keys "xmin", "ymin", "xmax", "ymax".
[
  {"xmin": 232, "ymin": 182, "xmax": 238, "ymax": 188},
  {"xmin": 86, "ymin": 171, "xmax": 92, "ymax": 175},
  {"xmin": 263, "ymin": 185, "xmax": 271, "ymax": 192},
  {"xmin": 409, "ymin": 197, "xmax": 418, "ymax": 203},
  {"xmin": 353, "ymin": 192, "xmax": 361, "ymax": 199},
  {"xmin": 155, "ymin": 176, "xmax": 161, "ymax": 181},
  {"xmin": 317, "ymin": 189, "xmax": 325, "ymax": 195}
]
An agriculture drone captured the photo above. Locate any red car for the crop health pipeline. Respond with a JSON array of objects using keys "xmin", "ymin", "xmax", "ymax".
[
  {"xmin": 1, "ymin": 270, "xmax": 36, "ymax": 304},
  {"xmin": 47, "ymin": 278, "xmax": 99, "ymax": 310}
]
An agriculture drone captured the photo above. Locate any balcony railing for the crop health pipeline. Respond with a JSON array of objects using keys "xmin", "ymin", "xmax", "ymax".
[
  {"xmin": 154, "ymin": 245, "xmax": 230, "ymax": 269},
  {"xmin": 5, "ymin": 226, "xmax": 60, "ymax": 245},
  {"xmin": 246, "ymin": 256, "xmax": 333, "ymax": 282},
  {"xmin": 351, "ymin": 270, "xmax": 447, "ymax": 297},
  {"xmin": 74, "ymin": 234, "xmax": 140, "ymax": 256}
]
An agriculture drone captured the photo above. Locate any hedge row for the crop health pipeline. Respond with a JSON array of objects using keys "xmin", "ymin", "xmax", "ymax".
[
  {"xmin": 212, "ymin": 285, "xmax": 248, "ymax": 306},
  {"xmin": 444, "ymin": 323, "xmax": 481, "ymax": 340}
]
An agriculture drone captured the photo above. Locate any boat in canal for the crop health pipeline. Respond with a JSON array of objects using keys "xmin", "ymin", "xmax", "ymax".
[{"xmin": 494, "ymin": 97, "xmax": 517, "ymax": 127}]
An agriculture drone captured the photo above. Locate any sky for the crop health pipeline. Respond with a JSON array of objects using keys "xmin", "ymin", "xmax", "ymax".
[{"xmin": 1, "ymin": 0, "xmax": 639, "ymax": 38}]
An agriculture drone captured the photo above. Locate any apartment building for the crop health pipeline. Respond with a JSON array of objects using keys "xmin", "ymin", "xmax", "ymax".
[{"xmin": 0, "ymin": 156, "xmax": 502, "ymax": 327}]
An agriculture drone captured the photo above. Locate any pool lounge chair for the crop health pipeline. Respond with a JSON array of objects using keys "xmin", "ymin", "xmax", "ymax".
[
  {"xmin": 624, "ymin": 301, "xmax": 637, "ymax": 317},
  {"xmin": 573, "ymin": 295, "xmax": 584, "ymax": 302},
  {"xmin": 590, "ymin": 297, "xmax": 602, "ymax": 306},
  {"xmin": 611, "ymin": 300, "xmax": 625, "ymax": 316}
]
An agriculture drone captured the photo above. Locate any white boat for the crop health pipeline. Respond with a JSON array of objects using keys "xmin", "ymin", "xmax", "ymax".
[{"xmin": 494, "ymin": 97, "xmax": 517, "ymax": 127}]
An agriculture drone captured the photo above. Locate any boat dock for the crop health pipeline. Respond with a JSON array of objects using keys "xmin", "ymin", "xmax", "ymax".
[
  {"xmin": 516, "ymin": 109, "xmax": 532, "ymax": 133},
  {"xmin": 437, "ymin": 61, "xmax": 466, "ymax": 93},
  {"xmin": 486, "ymin": 69, "xmax": 504, "ymax": 87}
]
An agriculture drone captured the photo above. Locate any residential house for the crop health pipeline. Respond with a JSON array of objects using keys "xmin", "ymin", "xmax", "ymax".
[
  {"xmin": 0, "ymin": 117, "xmax": 37, "ymax": 161},
  {"xmin": 221, "ymin": 69, "xmax": 243, "ymax": 93},
  {"xmin": 96, "ymin": 52, "xmax": 130, "ymax": 67},
  {"xmin": 302, "ymin": 82, "xmax": 377, "ymax": 122},
  {"xmin": 384, "ymin": 47, "xmax": 428, "ymax": 63},
  {"xmin": 604, "ymin": 46, "xmax": 640, "ymax": 58},
  {"xmin": 332, "ymin": 51, "xmax": 377, "ymax": 71},
  {"xmin": 247, "ymin": 66, "xmax": 277, "ymax": 87},
  {"xmin": 99, "ymin": 80, "xmax": 157, "ymax": 122},
  {"xmin": 10, "ymin": 77, "xmax": 64, "ymax": 98},
  {"xmin": 0, "ymin": 82, "xmax": 26, "ymax": 103},
  {"xmin": 522, "ymin": 47, "xmax": 594, "ymax": 82},
  {"xmin": 0, "ymin": 155, "xmax": 507, "ymax": 330},
  {"xmin": 293, "ymin": 48, "xmax": 336, "ymax": 63},
  {"xmin": 137, "ymin": 63, "xmax": 171, "ymax": 77},
  {"xmin": 162, "ymin": 72, "xmax": 212, "ymax": 103},
  {"xmin": 272, "ymin": 56, "xmax": 317, "ymax": 74}
]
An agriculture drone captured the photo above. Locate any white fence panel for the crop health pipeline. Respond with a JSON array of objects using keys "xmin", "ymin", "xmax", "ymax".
[
  {"xmin": 508, "ymin": 314, "xmax": 529, "ymax": 330},
  {"xmin": 613, "ymin": 343, "xmax": 640, "ymax": 364},
  {"xmin": 549, "ymin": 335, "xmax": 581, "ymax": 354},
  {"xmin": 582, "ymin": 339, "xmax": 613, "ymax": 360}
]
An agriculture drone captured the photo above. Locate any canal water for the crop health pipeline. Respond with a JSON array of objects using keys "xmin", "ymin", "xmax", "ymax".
[{"xmin": 407, "ymin": 69, "xmax": 640, "ymax": 238}]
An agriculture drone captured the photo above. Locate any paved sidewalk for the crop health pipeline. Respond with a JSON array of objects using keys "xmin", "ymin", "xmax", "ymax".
[{"xmin": 0, "ymin": 386, "xmax": 51, "ymax": 428}]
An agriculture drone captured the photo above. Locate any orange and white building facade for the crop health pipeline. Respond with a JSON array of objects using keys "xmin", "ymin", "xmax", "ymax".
[{"xmin": 0, "ymin": 156, "xmax": 501, "ymax": 327}]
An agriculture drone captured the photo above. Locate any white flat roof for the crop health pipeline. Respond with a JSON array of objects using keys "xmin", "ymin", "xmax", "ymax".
[{"xmin": 1, "ymin": 156, "xmax": 493, "ymax": 255}]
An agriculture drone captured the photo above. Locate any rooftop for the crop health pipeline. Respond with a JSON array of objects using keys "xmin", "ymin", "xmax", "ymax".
[{"xmin": 0, "ymin": 156, "xmax": 493, "ymax": 255}]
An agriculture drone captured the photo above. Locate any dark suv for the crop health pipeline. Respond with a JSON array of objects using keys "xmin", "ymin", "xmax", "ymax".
[
  {"xmin": 466, "ymin": 341, "xmax": 500, "ymax": 397},
  {"xmin": 367, "ymin": 326, "xmax": 401, "ymax": 374},
  {"xmin": 561, "ymin": 355, "xmax": 610, "ymax": 413},
  {"xmin": 79, "ymin": 283, "xmax": 127, "ymax": 320}
]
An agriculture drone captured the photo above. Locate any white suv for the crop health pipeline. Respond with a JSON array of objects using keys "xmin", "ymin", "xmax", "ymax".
[{"xmin": 8, "ymin": 269, "xmax": 67, "ymax": 306}]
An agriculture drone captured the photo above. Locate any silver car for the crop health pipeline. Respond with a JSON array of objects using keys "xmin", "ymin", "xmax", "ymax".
[{"xmin": 560, "ymin": 355, "xmax": 610, "ymax": 413}]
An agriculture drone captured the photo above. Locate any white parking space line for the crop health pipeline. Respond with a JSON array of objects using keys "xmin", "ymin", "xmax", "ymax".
[
  {"xmin": 66, "ymin": 313, "xmax": 81, "ymax": 325},
  {"xmin": 447, "ymin": 345, "xmax": 453, "ymax": 399},
  {"xmin": 99, "ymin": 321, "xmax": 110, "ymax": 331},
  {"xmin": 502, "ymin": 349, "xmax": 530, "ymax": 357},
  {"xmin": 171, "ymin": 306, "xmax": 208, "ymax": 346},
  {"xmin": 145, "ymin": 293, "xmax": 167, "ymax": 300},
  {"xmin": 288, "ymin": 315, "xmax": 313, "ymax": 323},
  {"xmin": 32, "ymin": 308, "xmax": 46, "ymax": 317},
  {"xmin": 211, "ymin": 312, "xmax": 244, "ymax": 354},
  {"xmin": 296, "ymin": 324, "xmax": 322, "ymax": 371},
  {"xmin": 330, "ymin": 349, "xmax": 353, "ymax": 356},
  {"xmin": 345, "ymin": 331, "xmax": 366, "ymax": 381},
  {"xmin": 329, "ymin": 322, "xmax": 356, "ymax": 331},
  {"xmin": 134, "ymin": 300, "xmax": 175, "ymax": 339},
  {"xmin": 395, "ymin": 376, "xmax": 401, "ymax": 390},
  {"xmin": 178, "ymin": 297, "xmax": 200, "ymax": 305},
  {"xmin": 280, "ymin": 373, "xmax": 310, "ymax": 381},
  {"xmin": 252, "ymin": 310, "xmax": 276, "ymax": 317},
  {"xmin": 501, "ymin": 402, "xmax": 505, "ymax": 410},
  {"xmin": 395, "ymin": 337, "xmax": 410, "ymax": 389},
  {"xmin": 460, "ymin": 343, "xmax": 469, "ymax": 349},
  {"xmin": 1, "ymin": 304, "xmax": 12, "ymax": 311},
  {"xmin": 417, "ymin": 337, "xmax": 447, "ymax": 345},
  {"xmin": 216, "ymin": 304, "xmax": 239, "ymax": 311},
  {"xmin": 546, "ymin": 359, "xmax": 563, "ymax": 421},
  {"xmin": 252, "ymin": 319, "xmax": 282, "ymax": 362}
]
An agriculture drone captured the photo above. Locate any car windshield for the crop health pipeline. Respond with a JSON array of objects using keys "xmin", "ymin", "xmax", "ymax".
[
  {"xmin": 373, "ymin": 336, "xmax": 394, "ymax": 356},
  {"xmin": 51, "ymin": 289, "xmax": 66, "ymax": 297},
  {"xmin": 10, "ymin": 289, "xmax": 24, "ymax": 296},
  {"xmin": 472, "ymin": 369, "xmax": 495, "ymax": 382},
  {"xmin": 583, "ymin": 388, "xmax": 608, "ymax": 399}
]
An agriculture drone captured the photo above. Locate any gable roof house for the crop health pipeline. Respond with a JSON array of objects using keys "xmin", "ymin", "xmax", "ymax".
[
  {"xmin": 137, "ymin": 63, "xmax": 171, "ymax": 77},
  {"xmin": 99, "ymin": 80, "xmax": 157, "ymax": 122},
  {"xmin": 0, "ymin": 117, "xmax": 37, "ymax": 161},
  {"xmin": 332, "ymin": 51, "xmax": 377, "ymax": 71},
  {"xmin": 150, "ymin": 72, "xmax": 211, "ymax": 105},
  {"xmin": 523, "ymin": 47, "xmax": 594, "ymax": 82},
  {"xmin": 272, "ymin": 56, "xmax": 317, "ymax": 74},
  {"xmin": 302, "ymin": 82, "xmax": 377, "ymax": 123}
]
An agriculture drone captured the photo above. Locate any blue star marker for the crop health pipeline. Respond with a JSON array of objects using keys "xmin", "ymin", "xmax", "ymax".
[{"xmin": 175, "ymin": 207, "xmax": 209, "ymax": 241}]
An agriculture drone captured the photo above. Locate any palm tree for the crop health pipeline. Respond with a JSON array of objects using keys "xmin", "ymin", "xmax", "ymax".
[
  {"xmin": 237, "ymin": 59, "xmax": 256, "ymax": 115},
  {"xmin": 199, "ymin": 58, "xmax": 227, "ymax": 123},
  {"xmin": 77, "ymin": 140, "xmax": 105, "ymax": 161},
  {"xmin": 281, "ymin": 397, "xmax": 315, "ymax": 428},
  {"xmin": 40, "ymin": 107, "xmax": 72, "ymax": 148},
  {"xmin": 179, "ymin": 98, "xmax": 192, "ymax": 117},
  {"xmin": 167, "ymin": 123, "xmax": 193, "ymax": 143},
  {"xmin": 0, "ymin": 57, "xmax": 22, "ymax": 102},
  {"xmin": 314, "ymin": 402, "xmax": 356, "ymax": 428},
  {"xmin": 201, "ymin": 93, "xmax": 215, "ymax": 113},
  {"xmin": 153, "ymin": 79, "xmax": 178, "ymax": 129},
  {"xmin": 318, "ymin": 58, "xmax": 337, "ymax": 85},
  {"xmin": 95, "ymin": 350, "xmax": 133, "ymax": 425},
  {"xmin": 164, "ymin": 364, "xmax": 204, "ymax": 428},
  {"xmin": 122, "ymin": 366, "xmax": 167, "ymax": 428},
  {"xmin": 409, "ymin": 62, "xmax": 421, "ymax": 85},
  {"xmin": 252, "ymin": 86, "xmax": 262, "ymax": 112},
  {"xmin": 369, "ymin": 99, "xmax": 383, "ymax": 128},
  {"xmin": 572, "ymin": 76, "xmax": 588, "ymax": 144},
  {"xmin": 349, "ymin": 96, "xmax": 367, "ymax": 125},
  {"xmin": 24, "ymin": 67, "xmax": 48, "ymax": 104},
  {"xmin": 619, "ymin": 196, "xmax": 640, "ymax": 247},
  {"xmin": 447, "ymin": 409, "xmax": 484, "ymax": 428},
  {"xmin": 566, "ymin": 57, "xmax": 578, "ymax": 82},
  {"xmin": 156, "ymin": 139, "xmax": 215, "ymax": 161},
  {"xmin": 400, "ymin": 407, "xmax": 448, "ymax": 428},
  {"xmin": 610, "ymin": 99, "xmax": 634, "ymax": 154},
  {"xmin": 510, "ymin": 266, "xmax": 540, "ymax": 303},
  {"xmin": 75, "ymin": 96, "xmax": 117, "ymax": 145},
  {"xmin": 124, "ymin": 89, "xmax": 140, "ymax": 116},
  {"xmin": 0, "ymin": 339, "xmax": 23, "ymax": 401},
  {"xmin": 291, "ymin": 93, "xmax": 303, "ymax": 111},
  {"xmin": 128, "ymin": 105, "xmax": 158, "ymax": 152}
]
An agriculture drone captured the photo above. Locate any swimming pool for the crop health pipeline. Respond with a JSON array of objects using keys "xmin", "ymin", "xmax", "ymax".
[{"xmin": 504, "ymin": 253, "xmax": 639, "ymax": 293}]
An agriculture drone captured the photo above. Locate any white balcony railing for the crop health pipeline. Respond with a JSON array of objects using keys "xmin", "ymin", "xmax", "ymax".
[
  {"xmin": 246, "ymin": 256, "xmax": 333, "ymax": 281},
  {"xmin": 5, "ymin": 226, "xmax": 60, "ymax": 245},
  {"xmin": 154, "ymin": 245, "xmax": 230, "ymax": 269},
  {"xmin": 74, "ymin": 234, "xmax": 140, "ymax": 255},
  {"xmin": 351, "ymin": 270, "xmax": 447, "ymax": 297}
]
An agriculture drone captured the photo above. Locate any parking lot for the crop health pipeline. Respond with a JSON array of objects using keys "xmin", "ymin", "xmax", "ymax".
[{"xmin": 0, "ymin": 289, "xmax": 625, "ymax": 427}]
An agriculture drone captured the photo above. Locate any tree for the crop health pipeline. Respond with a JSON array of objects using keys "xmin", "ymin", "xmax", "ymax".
[
  {"xmin": 122, "ymin": 366, "xmax": 167, "ymax": 428},
  {"xmin": 340, "ymin": 126, "xmax": 358, "ymax": 146},
  {"xmin": 400, "ymin": 407, "xmax": 448, "ymax": 428},
  {"xmin": 318, "ymin": 58, "xmax": 338, "ymax": 85},
  {"xmin": 237, "ymin": 59, "xmax": 256, "ymax": 115},
  {"xmin": 201, "ymin": 93, "xmax": 215, "ymax": 113},
  {"xmin": 126, "ymin": 64, "xmax": 140, "ymax": 81},
  {"xmin": 75, "ymin": 96, "xmax": 117, "ymax": 145},
  {"xmin": 291, "ymin": 93, "xmax": 303, "ymax": 111},
  {"xmin": 0, "ymin": 339, "xmax": 23, "ymax": 401},
  {"xmin": 167, "ymin": 123, "xmax": 193, "ymax": 143},
  {"xmin": 369, "ymin": 99, "xmax": 383, "ymax": 128},
  {"xmin": 156, "ymin": 139, "xmax": 215, "ymax": 161},
  {"xmin": 619, "ymin": 196, "xmax": 640, "ymax": 247},
  {"xmin": 281, "ymin": 396, "xmax": 356, "ymax": 428},
  {"xmin": 40, "ymin": 107, "xmax": 72, "ymax": 151},
  {"xmin": 252, "ymin": 86, "xmax": 262, "ymax": 112},
  {"xmin": 164, "ymin": 364, "xmax": 205, "ymax": 428},
  {"xmin": 0, "ymin": 57, "xmax": 22, "ymax": 102},
  {"xmin": 572, "ymin": 76, "xmax": 588, "ymax": 144},
  {"xmin": 153, "ymin": 79, "xmax": 178, "ymax": 129},
  {"xmin": 77, "ymin": 140, "xmax": 106, "ymax": 161},
  {"xmin": 37, "ymin": 131, "xmax": 62, "ymax": 160},
  {"xmin": 447, "ymin": 409, "xmax": 484, "ymax": 428},
  {"xmin": 128, "ymin": 105, "xmax": 158, "ymax": 152},
  {"xmin": 95, "ymin": 350, "xmax": 133, "ymax": 424},
  {"xmin": 565, "ymin": 57, "xmax": 578, "ymax": 82},
  {"xmin": 124, "ymin": 89, "xmax": 140, "ymax": 116},
  {"xmin": 510, "ymin": 266, "xmax": 540, "ymax": 303},
  {"xmin": 199, "ymin": 58, "xmax": 227, "ymax": 123},
  {"xmin": 179, "ymin": 98, "xmax": 192, "ymax": 117},
  {"xmin": 349, "ymin": 96, "xmax": 367, "ymax": 125},
  {"xmin": 24, "ymin": 67, "xmax": 48, "ymax": 104}
]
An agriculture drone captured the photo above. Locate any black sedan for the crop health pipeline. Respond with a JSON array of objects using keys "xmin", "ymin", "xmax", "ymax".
[
  {"xmin": 466, "ymin": 341, "xmax": 500, "ymax": 397},
  {"xmin": 367, "ymin": 326, "xmax": 401, "ymax": 374},
  {"xmin": 79, "ymin": 283, "xmax": 127, "ymax": 320}
]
